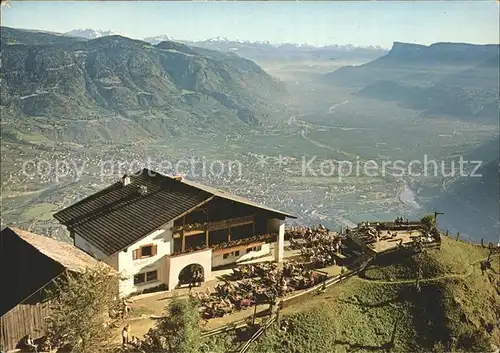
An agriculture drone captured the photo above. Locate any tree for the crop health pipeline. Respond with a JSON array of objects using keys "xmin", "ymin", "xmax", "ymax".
[
  {"xmin": 141, "ymin": 297, "xmax": 201, "ymax": 353},
  {"xmin": 420, "ymin": 214, "xmax": 437, "ymax": 234},
  {"xmin": 45, "ymin": 265, "xmax": 120, "ymax": 353}
]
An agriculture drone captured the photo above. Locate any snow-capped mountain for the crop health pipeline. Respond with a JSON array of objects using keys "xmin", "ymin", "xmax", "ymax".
[
  {"xmin": 206, "ymin": 36, "xmax": 230, "ymax": 43},
  {"xmin": 179, "ymin": 38, "xmax": 388, "ymax": 63},
  {"xmin": 65, "ymin": 29, "xmax": 124, "ymax": 39},
  {"xmin": 142, "ymin": 35, "xmax": 175, "ymax": 45},
  {"xmin": 184, "ymin": 36, "xmax": 386, "ymax": 51},
  {"xmin": 62, "ymin": 29, "xmax": 386, "ymax": 63}
]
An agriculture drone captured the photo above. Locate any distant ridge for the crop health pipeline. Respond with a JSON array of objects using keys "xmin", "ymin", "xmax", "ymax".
[
  {"xmin": 0, "ymin": 26, "xmax": 289, "ymax": 144},
  {"xmin": 65, "ymin": 28, "xmax": 125, "ymax": 39},
  {"xmin": 325, "ymin": 41, "xmax": 499, "ymax": 124},
  {"xmin": 173, "ymin": 37, "xmax": 388, "ymax": 63},
  {"xmin": 379, "ymin": 41, "xmax": 500, "ymax": 66}
]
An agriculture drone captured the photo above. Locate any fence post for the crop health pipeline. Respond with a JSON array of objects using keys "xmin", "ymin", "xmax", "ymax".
[
  {"xmin": 445, "ymin": 229, "xmax": 449, "ymax": 237},
  {"xmin": 481, "ymin": 238, "xmax": 484, "ymax": 247},
  {"xmin": 456, "ymin": 232, "xmax": 460, "ymax": 241}
]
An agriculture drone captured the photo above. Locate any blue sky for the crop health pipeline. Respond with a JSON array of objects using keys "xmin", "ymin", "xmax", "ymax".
[{"xmin": 3, "ymin": 1, "xmax": 499, "ymax": 48}]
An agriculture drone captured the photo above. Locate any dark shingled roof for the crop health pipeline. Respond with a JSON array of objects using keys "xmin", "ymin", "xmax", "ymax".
[{"xmin": 54, "ymin": 169, "xmax": 295, "ymax": 256}]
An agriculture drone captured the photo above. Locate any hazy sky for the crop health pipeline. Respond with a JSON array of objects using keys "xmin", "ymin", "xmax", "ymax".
[{"xmin": 3, "ymin": 1, "xmax": 499, "ymax": 48}]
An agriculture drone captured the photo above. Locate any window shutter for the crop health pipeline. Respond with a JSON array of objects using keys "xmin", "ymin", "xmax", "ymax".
[
  {"xmin": 132, "ymin": 249, "xmax": 139, "ymax": 260},
  {"xmin": 152, "ymin": 244, "xmax": 158, "ymax": 256}
]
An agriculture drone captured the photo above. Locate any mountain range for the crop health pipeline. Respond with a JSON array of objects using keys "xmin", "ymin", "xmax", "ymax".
[
  {"xmin": 1, "ymin": 27, "xmax": 289, "ymax": 144},
  {"xmin": 173, "ymin": 38, "xmax": 387, "ymax": 64},
  {"xmin": 61, "ymin": 28, "xmax": 388, "ymax": 63},
  {"xmin": 1, "ymin": 27, "xmax": 498, "ymax": 145},
  {"xmin": 325, "ymin": 42, "xmax": 500, "ymax": 124},
  {"xmin": 65, "ymin": 29, "xmax": 125, "ymax": 39}
]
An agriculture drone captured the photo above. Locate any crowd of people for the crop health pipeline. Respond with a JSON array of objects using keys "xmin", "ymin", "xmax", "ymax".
[
  {"xmin": 190, "ymin": 260, "xmax": 326, "ymax": 319},
  {"xmin": 355, "ymin": 217, "xmax": 421, "ymax": 244},
  {"xmin": 174, "ymin": 221, "xmax": 442, "ymax": 323},
  {"xmin": 288, "ymin": 224, "xmax": 344, "ymax": 268}
]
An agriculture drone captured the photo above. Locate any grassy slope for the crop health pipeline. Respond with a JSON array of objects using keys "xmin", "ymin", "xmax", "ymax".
[{"xmin": 237, "ymin": 237, "xmax": 500, "ymax": 353}]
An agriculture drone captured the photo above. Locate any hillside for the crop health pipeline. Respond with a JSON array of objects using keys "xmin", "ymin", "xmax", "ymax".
[
  {"xmin": 207, "ymin": 237, "xmax": 500, "ymax": 353},
  {"xmin": 430, "ymin": 159, "xmax": 500, "ymax": 240},
  {"xmin": 0, "ymin": 26, "xmax": 85, "ymax": 46},
  {"xmin": 371, "ymin": 42, "xmax": 498, "ymax": 68},
  {"xmin": 325, "ymin": 42, "xmax": 499, "ymax": 124},
  {"xmin": 0, "ymin": 27, "xmax": 289, "ymax": 144},
  {"xmin": 418, "ymin": 135, "xmax": 499, "ymax": 241}
]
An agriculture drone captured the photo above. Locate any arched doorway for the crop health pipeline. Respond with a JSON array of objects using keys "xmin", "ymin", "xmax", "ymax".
[{"xmin": 178, "ymin": 263, "xmax": 204, "ymax": 286}]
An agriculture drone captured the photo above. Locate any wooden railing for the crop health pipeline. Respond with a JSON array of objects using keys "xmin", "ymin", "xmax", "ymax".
[
  {"xmin": 169, "ymin": 233, "xmax": 277, "ymax": 257},
  {"xmin": 172, "ymin": 215, "xmax": 255, "ymax": 233},
  {"xmin": 211, "ymin": 233, "xmax": 277, "ymax": 253},
  {"xmin": 373, "ymin": 221, "xmax": 421, "ymax": 230},
  {"xmin": 236, "ymin": 316, "xmax": 276, "ymax": 353},
  {"xmin": 169, "ymin": 246, "xmax": 211, "ymax": 258}
]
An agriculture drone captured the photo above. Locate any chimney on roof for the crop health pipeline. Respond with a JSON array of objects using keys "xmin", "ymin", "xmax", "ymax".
[
  {"xmin": 173, "ymin": 174, "xmax": 183, "ymax": 181},
  {"xmin": 122, "ymin": 174, "xmax": 131, "ymax": 186}
]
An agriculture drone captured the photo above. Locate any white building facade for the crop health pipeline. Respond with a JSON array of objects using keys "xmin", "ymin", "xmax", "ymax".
[
  {"xmin": 55, "ymin": 170, "xmax": 294, "ymax": 297},
  {"xmin": 72, "ymin": 219, "xmax": 285, "ymax": 296}
]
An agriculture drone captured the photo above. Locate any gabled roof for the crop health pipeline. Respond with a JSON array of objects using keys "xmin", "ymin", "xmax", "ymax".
[
  {"xmin": 54, "ymin": 169, "xmax": 295, "ymax": 256},
  {"xmin": 1, "ymin": 227, "xmax": 111, "ymax": 273},
  {"xmin": 179, "ymin": 178, "xmax": 296, "ymax": 219}
]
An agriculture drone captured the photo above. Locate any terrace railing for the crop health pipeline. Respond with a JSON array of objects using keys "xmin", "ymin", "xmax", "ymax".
[
  {"xmin": 169, "ymin": 232, "xmax": 277, "ymax": 257},
  {"xmin": 211, "ymin": 233, "xmax": 277, "ymax": 253},
  {"xmin": 172, "ymin": 215, "xmax": 255, "ymax": 233}
]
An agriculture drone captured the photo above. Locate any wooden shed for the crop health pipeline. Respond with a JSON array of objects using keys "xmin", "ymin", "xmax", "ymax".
[{"xmin": 0, "ymin": 227, "xmax": 112, "ymax": 351}]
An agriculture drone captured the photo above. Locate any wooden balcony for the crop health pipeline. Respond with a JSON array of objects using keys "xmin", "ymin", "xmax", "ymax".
[
  {"xmin": 169, "ymin": 246, "xmax": 211, "ymax": 258},
  {"xmin": 169, "ymin": 233, "xmax": 277, "ymax": 257},
  {"xmin": 172, "ymin": 215, "xmax": 255, "ymax": 233},
  {"xmin": 211, "ymin": 233, "xmax": 277, "ymax": 254}
]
